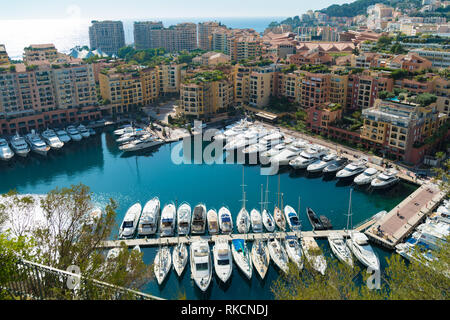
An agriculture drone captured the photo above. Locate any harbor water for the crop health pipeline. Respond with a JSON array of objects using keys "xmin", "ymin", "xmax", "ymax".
[{"xmin": 0, "ymin": 130, "xmax": 418, "ymax": 300}]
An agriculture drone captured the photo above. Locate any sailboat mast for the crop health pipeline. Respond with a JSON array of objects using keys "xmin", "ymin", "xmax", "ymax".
[
  {"xmin": 260, "ymin": 184, "xmax": 263, "ymax": 214},
  {"xmin": 346, "ymin": 188, "xmax": 353, "ymax": 232},
  {"xmin": 265, "ymin": 176, "xmax": 269, "ymax": 211}
]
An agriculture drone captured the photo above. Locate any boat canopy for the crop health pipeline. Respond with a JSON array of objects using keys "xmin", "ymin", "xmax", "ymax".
[
  {"xmin": 162, "ymin": 218, "xmax": 173, "ymax": 223},
  {"xmin": 221, "ymin": 216, "xmax": 231, "ymax": 222},
  {"xmin": 232, "ymin": 239, "xmax": 245, "ymax": 252}
]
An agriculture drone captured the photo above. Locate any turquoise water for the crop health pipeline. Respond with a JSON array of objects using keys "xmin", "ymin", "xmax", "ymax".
[{"xmin": 0, "ymin": 130, "xmax": 417, "ymax": 300}]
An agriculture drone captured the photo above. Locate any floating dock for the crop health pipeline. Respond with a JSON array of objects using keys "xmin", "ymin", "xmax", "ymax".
[
  {"xmin": 365, "ymin": 183, "xmax": 446, "ymax": 249},
  {"xmin": 100, "ymin": 229, "xmax": 349, "ymax": 249}
]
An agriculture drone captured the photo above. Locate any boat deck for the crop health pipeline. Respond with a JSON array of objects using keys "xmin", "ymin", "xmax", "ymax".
[
  {"xmin": 100, "ymin": 230, "xmax": 349, "ymax": 249},
  {"xmin": 365, "ymin": 183, "xmax": 446, "ymax": 249}
]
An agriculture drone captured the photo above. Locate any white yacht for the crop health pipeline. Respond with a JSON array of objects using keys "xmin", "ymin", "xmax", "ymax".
[
  {"xmin": 116, "ymin": 128, "xmax": 145, "ymax": 144},
  {"xmin": 224, "ymin": 127, "xmax": 267, "ymax": 152},
  {"xmin": 284, "ymin": 205, "xmax": 301, "ymax": 232},
  {"xmin": 327, "ymin": 233, "xmax": 353, "ymax": 267},
  {"xmin": 41, "ymin": 129, "xmax": 64, "ymax": 150},
  {"xmin": 190, "ymin": 240, "xmax": 212, "ymax": 291},
  {"xmin": 241, "ymin": 131, "xmax": 283, "ymax": 158},
  {"xmin": 284, "ymin": 235, "xmax": 303, "ymax": 270},
  {"xmin": 77, "ymin": 124, "xmax": 90, "ymax": 138},
  {"xmin": 138, "ymin": 197, "xmax": 160, "ymax": 236},
  {"xmin": 346, "ymin": 231, "xmax": 380, "ymax": 270},
  {"xmin": 119, "ymin": 134, "xmax": 163, "ymax": 152},
  {"xmin": 231, "ymin": 239, "xmax": 253, "ymax": 280},
  {"xmin": 262, "ymin": 208, "xmax": 275, "ymax": 232},
  {"xmin": 336, "ymin": 161, "xmax": 367, "ymax": 179},
  {"xmin": 191, "ymin": 203, "xmax": 207, "ymax": 234},
  {"xmin": 302, "ymin": 237, "xmax": 327, "ymax": 275},
  {"xmin": 25, "ymin": 131, "xmax": 50, "ymax": 156},
  {"xmin": 154, "ymin": 246, "xmax": 172, "ymax": 285},
  {"xmin": 236, "ymin": 207, "xmax": 250, "ymax": 234},
  {"xmin": 289, "ymin": 145, "xmax": 328, "ymax": 170},
  {"xmin": 119, "ymin": 203, "xmax": 142, "ymax": 239},
  {"xmin": 323, "ymin": 157, "xmax": 348, "ymax": 174},
  {"xmin": 160, "ymin": 202, "xmax": 176, "ymax": 237},
  {"xmin": 260, "ymin": 142, "xmax": 289, "ymax": 164},
  {"xmin": 88, "ymin": 128, "xmax": 96, "ymax": 136},
  {"xmin": 214, "ymin": 119, "xmax": 251, "ymax": 142},
  {"xmin": 0, "ymin": 138, "xmax": 14, "ymax": 161},
  {"xmin": 267, "ymin": 236, "xmax": 289, "ymax": 274},
  {"xmin": 250, "ymin": 209, "xmax": 263, "ymax": 233},
  {"xmin": 213, "ymin": 238, "xmax": 232, "ymax": 283},
  {"xmin": 371, "ymin": 169, "xmax": 400, "ymax": 189},
  {"xmin": 177, "ymin": 202, "xmax": 191, "ymax": 236},
  {"xmin": 306, "ymin": 153, "xmax": 338, "ymax": 173},
  {"xmin": 274, "ymin": 206, "xmax": 286, "ymax": 231},
  {"xmin": 218, "ymin": 206, "xmax": 233, "ymax": 234},
  {"xmin": 66, "ymin": 126, "xmax": 82, "ymax": 142},
  {"xmin": 271, "ymin": 140, "xmax": 309, "ymax": 166},
  {"xmin": 251, "ymin": 240, "xmax": 270, "ymax": 279},
  {"xmin": 207, "ymin": 209, "xmax": 219, "ymax": 235},
  {"xmin": 55, "ymin": 129, "xmax": 71, "ymax": 143},
  {"xmin": 354, "ymin": 167, "xmax": 379, "ymax": 185},
  {"xmin": 114, "ymin": 124, "xmax": 133, "ymax": 136},
  {"xmin": 9, "ymin": 134, "xmax": 30, "ymax": 158},
  {"xmin": 173, "ymin": 242, "xmax": 188, "ymax": 277}
]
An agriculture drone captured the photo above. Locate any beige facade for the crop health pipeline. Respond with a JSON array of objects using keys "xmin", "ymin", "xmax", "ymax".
[
  {"xmin": 0, "ymin": 44, "xmax": 8, "ymax": 65},
  {"xmin": 198, "ymin": 22, "xmax": 221, "ymax": 50},
  {"xmin": 23, "ymin": 44, "xmax": 58, "ymax": 63}
]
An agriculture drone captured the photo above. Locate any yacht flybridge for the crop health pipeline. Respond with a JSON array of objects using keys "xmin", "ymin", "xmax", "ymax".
[
  {"xmin": 306, "ymin": 153, "xmax": 337, "ymax": 173},
  {"xmin": 55, "ymin": 129, "xmax": 71, "ymax": 143},
  {"xmin": 336, "ymin": 160, "xmax": 367, "ymax": 179},
  {"xmin": 66, "ymin": 126, "xmax": 82, "ymax": 141},
  {"xmin": 0, "ymin": 138, "xmax": 14, "ymax": 161},
  {"xmin": 354, "ymin": 167, "xmax": 379, "ymax": 185},
  {"xmin": 327, "ymin": 233, "xmax": 353, "ymax": 267},
  {"xmin": 138, "ymin": 197, "xmax": 160, "ymax": 236},
  {"xmin": 346, "ymin": 231, "xmax": 380, "ymax": 270},
  {"xmin": 77, "ymin": 124, "xmax": 90, "ymax": 138},
  {"xmin": 119, "ymin": 203, "xmax": 142, "ymax": 239},
  {"xmin": 10, "ymin": 133, "xmax": 30, "ymax": 157},
  {"xmin": 323, "ymin": 157, "xmax": 348, "ymax": 174},
  {"xmin": 289, "ymin": 145, "xmax": 328, "ymax": 170},
  {"xmin": 25, "ymin": 131, "xmax": 50, "ymax": 156},
  {"xmin": 371, "ymin": 169, "xmax": 400, "ymax": 189},
  {"xmin": 242, "ymin": 131, "xmax": 283, "ymax": 158},
  {"xmin": 41, "ymin": 129, "xmax": 64, "ymax": 150},
  {"xmin": 272, "ymin": 140, "xmax": 309, "ymax": 166},
  {"xmin": 190, "ymin": 240, "xmax": 212, "ymax": 291}
]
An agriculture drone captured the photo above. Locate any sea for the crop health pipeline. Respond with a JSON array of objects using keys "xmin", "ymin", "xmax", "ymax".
[
  {"xmin": 0, "ymin": 129, "xmax": 418, "ymax": 300},
  {"xmin": 0, "ymin": 16, "xmax": 286, "ymax": 60}
]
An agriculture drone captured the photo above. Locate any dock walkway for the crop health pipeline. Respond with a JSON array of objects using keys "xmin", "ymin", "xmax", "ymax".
[
  {"xmin": 365, "ymin": 183, "xmax": 446, "ymax": 249},
  {"xmin": 100, "ymin": 229, "xmax": 348, "ymax": 249}
]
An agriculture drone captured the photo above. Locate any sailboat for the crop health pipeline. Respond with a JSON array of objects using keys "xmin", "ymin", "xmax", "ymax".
[
  {"xmin": 154, "ymin": 244, "xmax": 172, "ymax": 285},
  {"xmin": 301, "ymin": 237, "xmax": 327, "ymax": 275},
  {"xmin": 231, "ymin": 239, "xmax": 253, "ymax": 280},
  {"xmin": 328, "ymin": 233, "xmax": 353, "ymax": 267},
  {"xmin": 274, "ymin": 175, "xmax": 286, "ymax": 231},
  {"xmin": 172, "ymin": 242, "xmax": 188, "ymax": 277},
  {"xmin": 236, "ymin": 167, "xmax": 250, "ymax": 234},
  {"xmin": 261, "ymin": 178, "xmax": 275, "ymax": 232},
  {"xmin": 251, "ymin": 239, "xmax": 270, "ymax": 279},
  {"xmin": 267, "ymin": 236, "xmax": 289, "ymax": 273},
  {"xmin": 284, "ymin": 235, "xmax": 304, "ymax": 270}
]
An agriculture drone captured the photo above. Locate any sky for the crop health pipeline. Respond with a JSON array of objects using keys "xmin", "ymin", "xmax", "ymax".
[{"xmin": 1, "ymin": 0, "xmax": 354, "ymax": 20}]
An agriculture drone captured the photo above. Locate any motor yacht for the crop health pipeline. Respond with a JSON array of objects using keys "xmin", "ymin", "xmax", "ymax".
[
  {"xmin": 302, "ymin": 237, "xmax": 327, "ymax": 275},
  {"xmin": 327, "ymin": 233, "xmax": 353, "ymax": 267},
  {"xmin": 354, "ymin": 167, "xmax": 379, "ymax": 185},
  {"xmin": 284, "ymin": 235, "xmax": 303, "ymax": 270},
  {"xmin": 271, "ymin": 140, "xmax": 309, "ymax": 166},
  {"xmin": 336, "ymin": 161, "xmax": 367, "ymax": 179},
  {"xmin": 289, "ymin": 145, "xmax": 328, "ymax": 170},
  {"xmin": 55, "ymin": 129, "xmax": 71, "ymax": 143},
  {"xmin": 191, "ymin": 203, "xmax": 207, "ymax": 234},
  {"xmin": 306, "ymin": 207, "xmax": 333, "ymax": 230},
  {"xmin": 284, "ymin": 205, "xmax": 301, "ymax": 232},
  {"xmin": 0, "ymin": 138, "xmax": 14, "ymax": 161},
  {"xmin": 160, "ymin": 202, "xmax": 176, "ymax": 237},
  {"xmin": 242, "ymin": 131, "xmax": 283, "ymax": 158},
  {"xmin": 371, "ymin": 169, "xmax": 400, "ymax": 189},
  {"xmin": 41, "ymin": 129, "xmax": 64, "ymax": 150},
  {"xmin": 207, "ymin": 209, "xmax": 219, "ymax": 235},
  {"xmin": 138, "ymin": 197, "xmax": 160, "ymax": 236},
  {"xmin": 116, "ymin": 128, "xmax": 145, "ymax": 144},
  {"xmin": 250, "ymin": 209, "xmax": 263, "ymax": 233},
  {"xmin": 306, "ymin": 153, "xmax": 338, "ymax": 173},
  {"xmin": 231, "ymin": 239, "xmax": 252, "ymax": 280},
  {"xmin": 173, "ymin": 242, "xmax": 188, "ymax": 277},
  {"xmin": 346, "ymin": 231, "xmax": 380, "ymax": 270},
  {"xmin": 66, "ymin": 126, "xmax": 82, "ymax": 142},
  {"xmin": 260, "ymin": 142, "xmax": 289, "ymax": 165},
  {"xmin": 251, "ymin": 239, "xmax": 270, "ymax": 279},
  {"xmin": 77, "ymin": 124, "xmax": 90, "ymax": 138},
  {"xmin": 9, "ymin": 134, "xmax": 30, "ymax": 157},
  {"xmin": 119, "ymin": 134, "xmax": 164, "ymax": 152},
  {"xmin": 113, "ymin": 124, "xmax": 133, "ymax": 136},
  {"xmin": 213, "ymin": 238, "xmax": 232, "ymax": 283},
  {"xmin": 25, "ymin": 131, "xmax": 50, "ymax": 156},
  {"xmin": 267, "ymin": 236, "xmax": 289, "ymax": 274},
  {"xmin": 323, "ymin": 157, "xmax": 348, "ymax": 174},
  {"xmin": 218, "ymin": 207, "xmax": 233, "ymax": 234},
  {"xmin": 177, "ymin": 202, "xmax": 191, "ymax": 236},
  {"xmin": 223, "ymin": 127, "xmax": 267, "ymax": 152},
  {"xmin": 154, "ymin": 246, "xmax": 172, "ymax": 285},
  {"xmin": 214, "ymin": 119, "xmax": 251, "ymax": 142},
  {"xmin": 119, "ymin": 203, "xmax": 142, "ymax": 239},
  {"xmin": 190, "ymin": 240, "xmax": 212, "ymax": 291},
  {"xmin": 88, "ymin": 128, "xmax": 96, "ymax": 136}
]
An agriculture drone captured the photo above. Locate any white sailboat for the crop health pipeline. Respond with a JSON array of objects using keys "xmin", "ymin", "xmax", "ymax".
[
  {"xmin": 154, "ymin": 245, "xmax": 172, "ymax": 285},
  {"xmin": 274, "ymin": 176, "xmax": 286, "ymax": 231},
  {"xmin": 218, "ymin": 206, "xmax": 233, "ymax": 234},
  {"xmin": 267, "ymin": 236, "xmax": 289, "ymax": 274},
  {"xmin": 301, "ymin": 237, "xmax": 327, "ymax": 275},
  {"xmin": 190, "ymin": 240, "xmax": 212, "ymax": 291},
  {"xmin": 328, "ymin": 233, "xmax": 353, "ymax": 267},
  {"xmin": 251, "ymin": 239, "xmax": 270, "ymax": 279},
  {"xmin": 177, "ymin": 202, "xmax": 191, "ymax": 236},
  {"xmin": 231, "ymin": 239, "xmax": 252, "ymax": 280},
  {"xmin": 261, "ymin": 178, "xmax": 275, "ymax": 232},
  {"xmin": 250, "ymin": 209, "xmax": 263, "ymax": 233},
  {"xmin": 284, "ymin": 235, "xmax": 304, "ymax": 270},
  {"xmin": 119, "ymin": 203, "xmax": 142, "ymax": 239},
  {"xmin": 138, "ymin": 197, "xmax": 160, "ymax": 236},
  {"xmin": 236, "ymin": 168, "xmax": 250, "ymax": 234},
  {"xmin": 213, "ymin": 238, "xmax": 233, "ymax": 283},
  {"xmin": 172, "ymin": 242, "xmax": 188, "ymax": 277}
]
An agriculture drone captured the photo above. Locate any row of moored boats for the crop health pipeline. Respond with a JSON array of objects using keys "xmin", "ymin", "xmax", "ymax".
[
  {"xmin": 0, "ymin": 125, "xmax": 96, "ymax": 160},
  {"xmin": 113, "ymin": 124, "xmax": 164, "ymax": 152}
]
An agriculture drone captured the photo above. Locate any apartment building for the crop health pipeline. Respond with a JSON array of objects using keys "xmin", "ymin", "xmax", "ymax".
[
  {"xmin": 233, "ymin": 65, "xmax": 253, "ymax": 105},
  {"xmin": 389, "ymin": 53, "xmax": 432, "ymax": 72},
  {"xmin": 306, "ymin": 102, "xmax": 343, "ymax": 132},
  {"xmin": 158, "ymin": 63, "xmax": 183, "ymax": 94},
  {"xmin": 296, "ymin": 72, "xmax": 331, "ymax": 109},
  {"xmin": 360, "ymin": 99, "xmax": 446, "ymax": 163},
  {"xmin": 410, "ymin": 49, "xmax": 450, "ymax": 68},
  {"xmin": 192, "ymin": 52, "xmax": 230, "ymax": 66},
  {"xmin": 248, "ymin": 65, "xmax": 278, "ymax": 107},
  {"xmin": 89, "ymin": 21, "xmax": 125, "ymax": 56},
  {"xmin": 0, "ymin": 44, "xmax": 9, "ymax": 65},
  {"xmin": 347, "ymin": 71, "xmax": 393, "ymax": 111},
  {"xmin": 198, "ymin": 21, "xmax": 221, "ymax": 50},
  {"xmin": 23, "ymin": 44, "xmax": 58, "ymax": 63},
  {"xmin": 133, "ymin": 22, "xmax": 197, "ymax": 52},
  {"xmin": 227, "ymin": 34, "xmax": 263, "ymax": 62}
]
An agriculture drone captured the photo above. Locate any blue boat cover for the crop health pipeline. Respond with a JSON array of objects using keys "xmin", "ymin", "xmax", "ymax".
[
  {"xmin": 222, "ymin": 216, "xmax": 231, "ymax": 222},
  {"xmin": 232, "ymin": 239, "xmax": 245, "ymax": 252},
  {"xmin": 162, "ymin": 218, "xmax": 173, "ymax": 223}
]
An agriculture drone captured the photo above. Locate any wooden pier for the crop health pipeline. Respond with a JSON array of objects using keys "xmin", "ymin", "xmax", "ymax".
[
  {"xmin": 365, "ymin": 183, "xmax": 446, "ymax": 249},
  {"xmin": 100, "ymin": 229, "xmax": 349, "ymax": 249}
]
